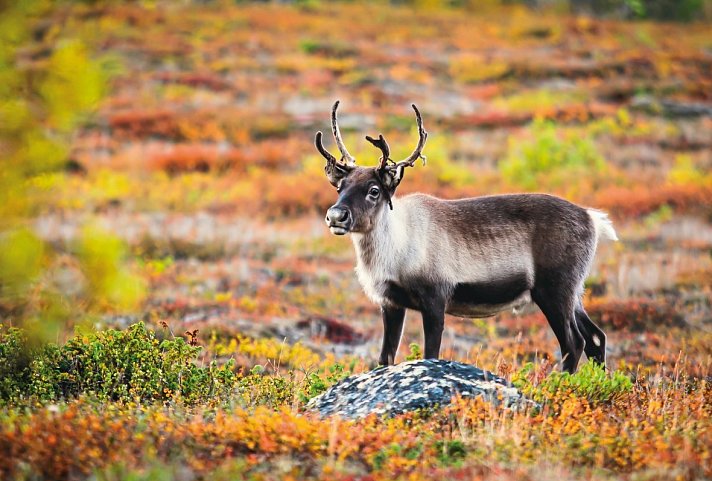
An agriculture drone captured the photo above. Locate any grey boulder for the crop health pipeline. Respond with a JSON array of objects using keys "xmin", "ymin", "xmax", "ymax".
[{"xmin": 308, "ymin": 359, "xmax": 536, "ymax": 419}]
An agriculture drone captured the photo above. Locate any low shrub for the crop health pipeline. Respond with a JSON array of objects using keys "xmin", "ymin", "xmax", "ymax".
[
  {"xmin": 0, "ymin": 322, "xmax": 238, "ymax": 405},
  {"xmin": 499, "ymin": 119, "xmax": 608, "ymax": 192},
  {"xmin": 0, "ymin": 327, "xmax": 36, "ymax": 401},
  {"xmin": 0, "ymin": 322, "xmax": 358, "ymax": 408},
  {"xmin": 514, "ymin": 360, "xmax": 633, "ymax": 405},
  {"xmin": 300, "ymin": 362, "xmax": 351, "ymax": 401},
  {"xmin": 237, "ymin": 368, "xmax": 300, "ymax": 408}
]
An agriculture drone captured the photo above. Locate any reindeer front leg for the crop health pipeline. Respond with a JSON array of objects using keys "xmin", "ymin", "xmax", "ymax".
[
  {"xmin": 420, "ymin": 293, "xmax": 446, "ymax": 359},
  {"xmin": 379, "ymin": 305, "xmax": 406, "ymax": 365}
]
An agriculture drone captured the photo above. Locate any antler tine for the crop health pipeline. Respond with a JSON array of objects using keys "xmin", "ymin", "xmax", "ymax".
[
  {"xmin": 331, "ymin": 100, "xmax": 356, "ymax": 166},
  {"xmin": 314, "ymin": 131, "xmax": 337, "ymax": 163},
  {"xmin": 365, "ymin": 134, "xmax": 391, "ymax": 171},
  {"xmin": 394, "ymin": 104, "xmax": 428, "ymax": 168}
]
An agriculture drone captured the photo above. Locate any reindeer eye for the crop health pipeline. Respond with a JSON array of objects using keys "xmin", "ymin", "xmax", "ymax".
[{"xmin": 368, "ymin": 186, "xmax": 380, "ymax": 198}]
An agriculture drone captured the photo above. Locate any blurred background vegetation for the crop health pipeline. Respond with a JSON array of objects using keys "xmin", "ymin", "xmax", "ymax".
[
  {"xmin": 0, "ymin": 0, "xmax": 710, "ymax": 349},
  {"xmin": 1, "ymin": 1, "xmax": 145, "ymax": 342}
]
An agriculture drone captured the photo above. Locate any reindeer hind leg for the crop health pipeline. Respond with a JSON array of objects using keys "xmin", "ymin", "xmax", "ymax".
[
  {"xmin": 575, "ymin": 305, "xmax": 606, "ymax": 366},
  {"xmin": 532, "ymin": 285, "xmax": 585, "ymax": 374}
]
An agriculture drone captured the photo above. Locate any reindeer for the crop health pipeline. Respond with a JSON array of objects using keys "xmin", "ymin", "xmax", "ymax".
[{"xmin": 316, "ymin": 101, "xmax": 618, "ymax": 373}]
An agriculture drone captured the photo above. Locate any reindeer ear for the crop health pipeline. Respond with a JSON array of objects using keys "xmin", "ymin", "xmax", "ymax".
[
  {"xmin": 378, "ymin": 164, "xmax": 406, "ymax": 191},
  {"xmin": 317, "ymin": 130, "xmax": 353, "ymax": 188},
  {"xmin": 325, "ymin": 161, "xmax": 351, "ymax": 188}
]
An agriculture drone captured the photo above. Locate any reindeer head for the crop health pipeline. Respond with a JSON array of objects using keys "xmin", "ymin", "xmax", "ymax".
[{"xmin": 316, "ymin": 101, "xmax": 427, "ymax": 235}]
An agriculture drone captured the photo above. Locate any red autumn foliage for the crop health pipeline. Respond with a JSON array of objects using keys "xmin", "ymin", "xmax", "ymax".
[
  {"xmin": 594, "ymin": 184, "xmax": 712, "ymax": 218},
  {"xmin": 109, "ymin": 109, "xmax": 182, "ymax": 140},
  {"xmin": 153, "ymin": 72, "xmax": 232, "ymax": 92},
  {"xmin": 587, "ymin": 298, "xmax": 686, "ymax": 331}
]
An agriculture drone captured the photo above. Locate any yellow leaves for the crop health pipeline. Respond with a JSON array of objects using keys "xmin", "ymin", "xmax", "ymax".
[
  {"xmin": 492, "ymin": 89, "xmax": 585, "ymax": 115},
  {"xmin": 187, "ymin": 406, "xmax": 325, "ymax": 456},
  {"xmin": 39, "ymin": 40, "xmax": 105, "ymax": 132},
  {"xmin": 0, "ymin": 228, "xmax": 45, "ymax": 301},
  {"xmin": 230, "ymin": 335, "xmax": 321, "ymax": 369},
  {"xmin": 90, "ymin": 169, "xmax": 133, "ymax": 201},
  {"xmin": 237, "ymin": 295, "xmax": 259, "ymax": 313},
  {"xmin": 667, "ymin": 154, "xmax": 712, "ymax": 187},
  {"xmin": 15, "ymin": 130, "xmax": 69, "ymax": 176},
  {"xmin": 75, "ymin": 224, "xmax": 146, "ymax": 311},
  {"xmin": 214, "ymin": 291, "xmax": 233, "ymax": 303},
  {"xmin": 0, "ymin": 98, "xmax": 32, "ymax": 134},
  {"xmin": 448, "ymin": 54, "xmax": 510, "ymax": 84}
]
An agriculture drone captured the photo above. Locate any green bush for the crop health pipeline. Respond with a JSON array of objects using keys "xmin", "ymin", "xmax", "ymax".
[
  {"xmin": 0, "ymin": 326, "xmax": 35, "ymax": 401},
  {"xmin": 1, "ymin": 322, "xmax": 357, "ymax": 408},
  {"xmin": 514, "ymin": 361, "xmax": 633, "ymax": 404},
  {"xmin": 1, "ymin": 322, "xmax": 238, "ymax": 405},
  {"xmin": 499, "ymin": 119, "xmax": 607, "ymax": 191}
]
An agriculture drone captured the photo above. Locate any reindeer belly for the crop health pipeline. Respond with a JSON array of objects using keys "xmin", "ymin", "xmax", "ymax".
[
  {"xmin": 446, "ymin": 292, "xmax": 531, "ymax": 317},
  {"xmin": 446, "ymin": 275, "xmax": 532, "ymax": 318},
  {"xmin": 379, "ymin": 274, "xmax": 532, "ymax": 316}
]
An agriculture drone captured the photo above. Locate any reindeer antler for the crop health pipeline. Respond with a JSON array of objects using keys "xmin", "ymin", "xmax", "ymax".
[
  {"xmin": 371, "ymin": 104, "xmax": 428, "ymax": 176},
  {"xmin": 315, "ymin": 100, "xmax": 358, "ymax": 166},
  {"xmin": 316, "ymin": 100, "xmax": 357, "ymax": 187},
  {"xmin": 315, "ymin": 131, "xmax": 337, "ymax": 164},
  {"xmin": 365, "ymin": 134, "xmax": 390, "ymax": 170},
  {"xmin": 393, "ymin": 104, "xmax": 427, "ymax": 169},
  {"xmin": 331, "ymin": 100, "xmax": 356, "ymax": 166}
]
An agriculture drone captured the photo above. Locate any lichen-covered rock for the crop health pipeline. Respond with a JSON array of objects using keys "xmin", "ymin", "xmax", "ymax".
[{"xmin": 308, "ymin": 359, "xmax": 536, "ymax": 419}]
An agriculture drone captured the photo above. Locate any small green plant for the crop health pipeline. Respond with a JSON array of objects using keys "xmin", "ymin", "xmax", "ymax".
[
  {"xmin": 435, "ymin": 440, "xmax": 467, "ymax": 466},
  {"xmin": 406, "ymin": 343, "xmax": 422, "ymax": 361},
  {"xmin": 298, "ymin": 39, "xmax": 354, "ymax": 57},
  {"xmin": 300, "ymin": 362, "xmax": 350, "ymax": 401},
  {"xmin": 298, "ymin": 39, "xmax": 321, "ymax": 54},
  {"xmin": 372, "ymin": 443, "xmax": 423, "ymax": 470},
  {"xmin": 514, "ymin": 361, "xmax": 632, "ymax": 404}
]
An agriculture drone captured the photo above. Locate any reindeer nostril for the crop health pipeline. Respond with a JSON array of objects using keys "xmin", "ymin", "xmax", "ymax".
[{"xmin": 326, "ymin": 207, "xmax": 349, "ymax": 225}]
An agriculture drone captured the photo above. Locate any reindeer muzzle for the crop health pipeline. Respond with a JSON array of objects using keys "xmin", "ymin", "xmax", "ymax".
[{"xmin": 325, "ymin": 205, "xmax": 352, "ymax": 235}]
